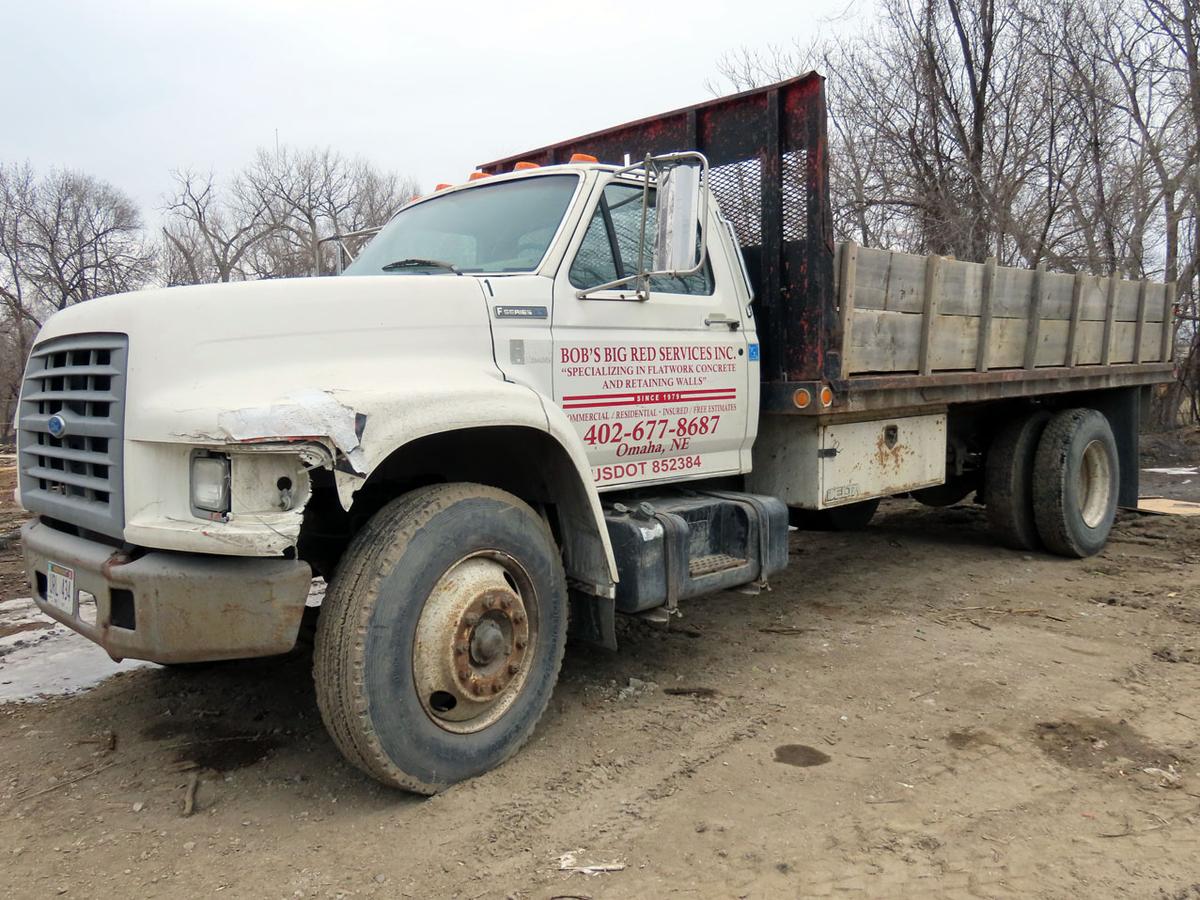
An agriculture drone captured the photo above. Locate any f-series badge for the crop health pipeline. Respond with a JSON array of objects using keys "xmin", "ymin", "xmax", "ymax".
[{"xmin": 493, "ymin": 306, "xmax": 548, "ymax": 319}]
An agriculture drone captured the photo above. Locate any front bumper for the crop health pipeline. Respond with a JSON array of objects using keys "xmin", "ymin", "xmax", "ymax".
[{"xmin": 21, "ymin": 519, "xmax": 312, "ymax": 664}]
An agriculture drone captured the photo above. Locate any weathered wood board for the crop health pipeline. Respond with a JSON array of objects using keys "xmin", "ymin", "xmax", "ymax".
[{"xmin": 834, "ymin": 243, "xmax": 1174, "ymax": 376}]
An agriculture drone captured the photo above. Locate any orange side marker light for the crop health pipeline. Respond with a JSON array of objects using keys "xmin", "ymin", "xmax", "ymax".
[
  {"xmin": 513, "ymin": 161, "xmax": 540, "ymax": 171},
  {"xmin": 569, "ymin": 153, "xmax": 599, "ymax": 164},
  {"xmin": 468, "ymin": 171, "xmax": 490, "ymax": 181}
]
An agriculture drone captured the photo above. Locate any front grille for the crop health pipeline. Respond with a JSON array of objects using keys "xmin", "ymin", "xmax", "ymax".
[{"xmin": 17, "ymin": 333, "xmax": 128, "ymax": 539}]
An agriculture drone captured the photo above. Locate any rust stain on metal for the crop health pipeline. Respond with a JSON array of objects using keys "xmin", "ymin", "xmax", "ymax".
[
  {"xmin": 100, "ymin": 550, "xmax": 132, "ymax": 581},
  {"xmin": 873, "ymin": 434, "xmax": 911, "ymax": 472}
]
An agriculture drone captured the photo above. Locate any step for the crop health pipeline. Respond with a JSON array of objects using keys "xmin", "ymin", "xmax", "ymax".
[{"xmin": 689, "ymin": 553, "xmax": 747, "ymax": 577}]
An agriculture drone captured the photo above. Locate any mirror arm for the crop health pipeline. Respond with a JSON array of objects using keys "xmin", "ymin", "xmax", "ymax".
[{"xmin": 575, "ymin": 273, "xmax": 649, "ymax": 301}]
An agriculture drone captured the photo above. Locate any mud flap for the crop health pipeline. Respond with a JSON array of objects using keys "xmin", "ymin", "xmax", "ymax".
[{"xmin": 567, "ymin": 590, "xmax": 617, "ymax": 651}]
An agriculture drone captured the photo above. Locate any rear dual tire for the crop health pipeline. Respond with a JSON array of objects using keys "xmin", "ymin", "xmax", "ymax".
[
  {"xmin": 985, "ymin": 411, "xmax": 1051, "ymax": 550},
  {"xmin": 1032, "ymin": 409, "xmax": 1119, "ymax": 558},
  {"xmin": 985, "ymin": 408, "xmax": 1118, "ymax": 558}
]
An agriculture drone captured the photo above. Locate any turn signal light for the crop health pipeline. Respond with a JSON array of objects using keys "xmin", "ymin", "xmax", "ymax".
[
  {"xmin": 569, "ymin": 153, "xmax": 599, "ymax": 163},
  {"xmin": 793, "ymin": 388, "xmax": 812, "ymax": 409},
  {"xmin": 468, "ymin": 171, "xmax": 490, "ymax": 181},
  {"xmin": 819, "ymin": 386, "xmax": 834, "ymax": 407},
  {"xmin": 513, "ymin": 161, "xmax": 540, "ymax": 171}
]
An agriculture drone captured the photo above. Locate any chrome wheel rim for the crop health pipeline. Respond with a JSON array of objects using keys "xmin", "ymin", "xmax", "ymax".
[
  {"xmin": 412, "ymin": 551, "xmax": 537, "ymax": 734},
  {"xmin": 1078, "ymin": 440, "xmax": 1113, "ymax": 529}
]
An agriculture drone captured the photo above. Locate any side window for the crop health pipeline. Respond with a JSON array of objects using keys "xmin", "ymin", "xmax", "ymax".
[{"xmin": 569, "ymin": 184, "xmax": 713, "ymax": 295}]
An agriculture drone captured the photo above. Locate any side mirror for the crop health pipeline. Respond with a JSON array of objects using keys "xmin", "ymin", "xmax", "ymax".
[{"xmin": 653, "ymin": 162, "xmax": 702, "ymax": 274}]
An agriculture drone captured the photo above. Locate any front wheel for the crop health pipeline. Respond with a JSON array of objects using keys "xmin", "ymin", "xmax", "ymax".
[{"xmin": 314, "ymin": 483, "xmax": 568, "ymax": 794}]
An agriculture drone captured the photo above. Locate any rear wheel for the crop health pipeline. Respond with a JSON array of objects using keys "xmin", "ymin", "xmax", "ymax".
[
  {"xmin": 985, "ymin": 410, "xmax": 1050, "ymax": 550},
  {"xmin": 314, "ymin": 483, "xmax": 568, "ymax": 794},
  {"xmin": 1032, "ymin": 409, "xmax": 1118, "ymax": 558}
]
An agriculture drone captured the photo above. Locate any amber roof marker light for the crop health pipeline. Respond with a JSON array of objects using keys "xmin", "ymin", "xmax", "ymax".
[{"xmin": 569, "ymin": 153, "xmax": 599, "ymax": 164}]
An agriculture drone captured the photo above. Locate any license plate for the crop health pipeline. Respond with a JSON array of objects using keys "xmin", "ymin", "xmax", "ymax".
[{"xmin": 46, "ymin": 562, "xmax": 76, "ymax": 615}]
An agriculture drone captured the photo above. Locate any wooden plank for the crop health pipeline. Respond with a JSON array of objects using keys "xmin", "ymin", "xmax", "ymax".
[
  {"xmin": 975, "ymin": 257, "xmax": 997, "ymax": 372},
  {"xmin": 1137, "ymin": 497, "xmax": 1200, "ymax": 517},
  {"xmin": 846, "ymin": 308, "xmax": 920, "ymax": 373},
  {"xmin": 1115, "ymin": 279, "xmax": 1142, "ymax": 321},
  {"xmin": 1160, "ymin": 282, "xmax": 1176, "ymax": 362},
  {"xmin": 1101, "ymin": 275, "xmax": 1118, "ymax": 365},
  {"xmin": 884, "ymin": 252, "xmax": 925, "ymax": 311},
  {"xmin": 1078, "ymin": 276, "xmax": 1108, "ymax": 321},
  {"xmin": 1133, "ymin": 279, "xmax": 1149, "ymax": 364},
  {"xmin": 938, "ymin": 259, "xmax": 985, "ymax": 317},
  {"xmin": 844, "ymin": 309, "xmax": 1168, "ymax": 376},
  {"xmin": 838, "ymin": 241, "xmax": 859, "ymax": 379},
  {"xmin": 850, "ymin": 246, "xmax": 890, "ymax": 312},
  {"xmin": 918, "ymin": 255, "xmax": 944, "ymax": 375},
  {"xmin": 1066, "ymin": 273, "xmax": 1084, "ymax": 367},
  {"xmin": 1024, "ymin": 262, "xmax": 1046, "ymax": 369}
]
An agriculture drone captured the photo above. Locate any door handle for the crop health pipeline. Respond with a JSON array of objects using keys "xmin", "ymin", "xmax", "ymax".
[{"xmin": 704, "ymin": 314, "xmax": 740, "ymax": 331}]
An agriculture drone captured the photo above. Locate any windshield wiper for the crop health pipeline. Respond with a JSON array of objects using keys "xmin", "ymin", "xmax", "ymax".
[{"xmin": 381, "ymin": 258, "xmax": 462, "ymax": 274}]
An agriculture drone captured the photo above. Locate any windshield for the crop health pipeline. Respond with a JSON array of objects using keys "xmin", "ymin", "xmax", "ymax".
[{"xmin": 344, "ymin": 174, "xmax": 580, "ymax": 276}]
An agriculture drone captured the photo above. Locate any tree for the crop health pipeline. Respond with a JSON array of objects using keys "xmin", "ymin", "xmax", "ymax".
[
  {"xmin": 240, "ymin": 146, "xmax": 418, "ymax": 278},
  {"xmin": 712, "ymin": 0, "xmax": 1200, "ymax": 423},
  {"xmin": 161, "ymin": 170, "xmax": 272, "ymax": 285},
  {"xmin": 0, "ymin": 163, "xmax": 155, "ymax": 442}
]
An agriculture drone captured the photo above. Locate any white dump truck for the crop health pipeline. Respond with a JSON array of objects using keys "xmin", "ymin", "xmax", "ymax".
[{"xmin": 16, "ymin": 73, "xmax": 1175, "ymax": 793}]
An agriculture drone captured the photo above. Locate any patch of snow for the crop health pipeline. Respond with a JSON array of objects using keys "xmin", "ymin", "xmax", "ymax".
[{"xmin": 0, "ymin": 598, "xmax": 154, "ymax": 703}]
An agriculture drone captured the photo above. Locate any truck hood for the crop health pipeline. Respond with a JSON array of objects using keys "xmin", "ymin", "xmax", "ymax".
[{"xmin": 34, "ymin": 275, "xmax": 503, "ymax": 450}]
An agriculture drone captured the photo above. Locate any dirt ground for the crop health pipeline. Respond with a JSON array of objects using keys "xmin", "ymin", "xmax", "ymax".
[{"xmin": 1, "ymin": 443, "xmax": 1199, "ymax": 899}]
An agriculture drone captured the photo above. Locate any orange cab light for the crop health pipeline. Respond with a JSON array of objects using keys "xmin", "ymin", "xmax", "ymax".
[
  {"xmin": 435, "ymin": 183, "xmax": 452, "ymax": 191},
  {"xmin": 513, "ymin": 161, "xmax": 540, "ymax": 171},
  {"xmin": 793, "ymin": 388, "xmax": 812, "ymax": 409},
  {"xmin": 468, "ymin": 171, "xmax": 490, "ymax": 181},
  {"xmin": 569, "ymin": 153, "xmax": 599, "ymax": 164},
  {"xmin": 409, "ymin": 195, "xmax": 422, "ymax": 203},
  {"xmin": 819, "ymin": 386, "xmax": 834, "ymax": 408}
]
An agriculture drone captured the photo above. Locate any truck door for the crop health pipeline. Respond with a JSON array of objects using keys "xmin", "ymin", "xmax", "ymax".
[{"xmin": 551, "ymin": 179, "xmax": 752, "ymax": 489}]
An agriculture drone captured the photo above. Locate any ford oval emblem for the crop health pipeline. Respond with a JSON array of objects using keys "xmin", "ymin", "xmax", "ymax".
[{"xmin": 47, "ymin": 414, "xmax": 67, "ymax": 438}]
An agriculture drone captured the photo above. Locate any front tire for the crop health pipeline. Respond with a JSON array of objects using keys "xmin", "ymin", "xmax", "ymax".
[{"xmin": 314, "ymin": 483, "xmax": 568, "ymax": 794}]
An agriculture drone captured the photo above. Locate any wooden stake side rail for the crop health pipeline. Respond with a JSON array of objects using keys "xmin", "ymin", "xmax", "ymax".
[{"xmin": 834, "ymin": 242, "xmax": 1175, "ymax": 378}]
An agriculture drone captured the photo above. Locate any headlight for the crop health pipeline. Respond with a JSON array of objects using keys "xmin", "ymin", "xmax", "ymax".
[{"xmin": 191, "ymin": 453, "xmax": 231, "ymax": 514}]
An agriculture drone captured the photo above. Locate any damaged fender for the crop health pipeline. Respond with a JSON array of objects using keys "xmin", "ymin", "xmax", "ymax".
[
  {"xmin": 335, "ymin": 378, "xmax": 619, "ymax": 593},
  {"xmin": 217, "ymin": 390, "xmax": 367, "ymax": 473}
]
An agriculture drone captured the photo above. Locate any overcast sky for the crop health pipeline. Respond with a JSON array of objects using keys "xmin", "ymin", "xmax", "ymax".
[{"xmin": 5, "ymin": 0, "xmax": 868, "ymax": 224}]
